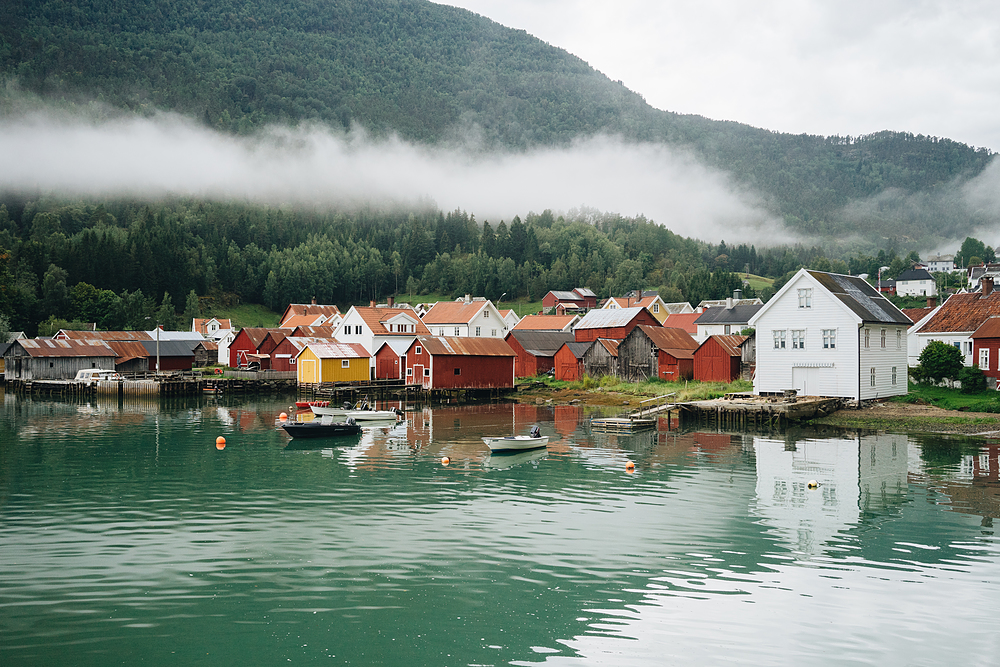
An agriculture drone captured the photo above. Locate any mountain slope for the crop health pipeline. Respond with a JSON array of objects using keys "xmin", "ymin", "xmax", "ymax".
[{"xmin": 1, "ymin": 0, "xmax": 994, "ymax": 241}]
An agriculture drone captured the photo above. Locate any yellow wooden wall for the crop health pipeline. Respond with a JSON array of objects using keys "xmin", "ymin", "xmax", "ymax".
[{"xmin": 297, "ymin": 349, "xmax": 368, "ymax": 383}]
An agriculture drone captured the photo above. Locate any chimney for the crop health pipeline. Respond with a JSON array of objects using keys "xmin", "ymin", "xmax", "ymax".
[
  {"xmin": 726, "ymin": 296, "xmax": 734, "ymax": 309},
  {"xmin": 370, "ymin": 300, "xmax": 376, "ymax": 308},
  {"xmin": 387, "ymin": 296, "xmax": 394, "ymax": 307},
  {"xmin": 927, "ymin": 296, "xmax": 937, "ymax": 308},
  {"xmin": 983, "ymin": 277, "xmax": 994, "ymax": 297},
  {"xmin": 733, "ymin": 288, "xmax": 743, "ymax": 301},
  {"xmin": 311, "ymin": 296, "xmax": 316, "ymax": 305},
  {"xmin": 465, "ymin": 294, "xmax": 471, "ymax": 304}
]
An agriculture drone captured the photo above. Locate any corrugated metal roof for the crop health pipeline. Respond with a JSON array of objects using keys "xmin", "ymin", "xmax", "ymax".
[
  {"xmin": 807, "ymin": 271, "xmax": 911, "ymax": 324},
  {"xmin": 421, "ymin": 301, "xmax": 489, "ymax": 324},
  {"xmin": 660, "ymin": 347, "xmax": 695, "ymax": 360},
  {"xmin": 302, "ymin": 342, "xmax": 370, "ymax": 359},
  {"xmin": 596, "ymin": 338, "xmax": 620, "ymax": 357},
  {"xmin": 561, "ymin": 341, "xmax": 593, "ymax": 359},
  {"xmin": 508, "ymin": 330, "xmax": 574, "ymax": 356},
  {"xmin": 574, "ymin": 288, "xmax": 597, "ymax": 298},
  {"xmin": 700, "ymin": 334, "xmax": 748, "ymax": 357},
  {"xmin": 292, "ymin": 326, "xmax": 337, "ymax": 337},
  {"xmin": 415, "ymin": 336, "xmax": 515, "ymax": 357},
  {"xmin": 17, "ymin": 339, "xmax": 116, "ymax": 357},
  {"xmin": 575, "ymin": 306, "xmax": 646, "ymax": 329},
  {"xmin": 638, "ymin": 325, "xmax": 699, "ymax": 350},
  {"xmin": 106, "ymin": 340, "xmax": 150, "ymax": 362},
  {"xmin": 549, "ymin": 290, "xmax": 581, "ymax": 301},
  {"xmin": 59, "ymin": 330, "xmax": 152, "ymax": 341},
  {"xmin": 140, "ymin": 340, "xmax": 198, "ymax": 356}
]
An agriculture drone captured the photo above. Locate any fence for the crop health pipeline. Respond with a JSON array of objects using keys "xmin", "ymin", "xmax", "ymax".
[{"xmin": 227, "ymin": 370, "xmax": 297, "ymax": 380}]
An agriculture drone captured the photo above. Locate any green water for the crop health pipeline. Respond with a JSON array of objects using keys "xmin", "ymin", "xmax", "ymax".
[{"xmin": 1, "ymin": 395, "xmax": 998, "ymax": 666}]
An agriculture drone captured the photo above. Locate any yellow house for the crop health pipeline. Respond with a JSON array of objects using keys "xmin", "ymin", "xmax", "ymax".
[
  {"xmin": 603, "ymin": 295, "xmax": 672, "ymax": 325},
  {"xmin": 296, "ymin": 342, "xmax": 371, "ymax": 383}
]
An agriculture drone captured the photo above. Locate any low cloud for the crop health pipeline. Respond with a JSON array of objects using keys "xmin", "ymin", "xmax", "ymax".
[{"xmin": 0, "ymin": 107, "xmax": 793, "ymax": 244}]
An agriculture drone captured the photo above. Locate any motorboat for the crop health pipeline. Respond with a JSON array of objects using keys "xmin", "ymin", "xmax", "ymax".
[
  {"xmin": 295, "ymin": 400, "xmax": 329, "ymax": 409},
  {"xmin": 311, "ymin": 398, "xmax": 403, "ymax": 421},
  {"xmin": 281, "ymin": 415, "xmax": 363, "ymax": 439},
  {"xmin": 481, "ymin": 435, "xmax": 549, "ymax": 452}
]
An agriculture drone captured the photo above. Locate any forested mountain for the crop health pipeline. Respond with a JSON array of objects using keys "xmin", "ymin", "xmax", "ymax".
[{"xmin": 2, "ymin": 0, "xmax": 994, "ymax": 239}]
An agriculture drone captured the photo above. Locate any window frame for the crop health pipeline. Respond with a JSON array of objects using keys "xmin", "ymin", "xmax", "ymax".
[
  {"xmin": 822, "ymin": 329, "xmax": 836, "ymax": 349},
  {"xmin": 773, "ymin": 330, "xmax": 786, "ymax": 349},
  {"xmin": 797, "ymin": 288, "xmax": 813, "ymax": 308},
  {"xmin": 791, "ymin": 329, "xmax": 805, "ymax": 350}
]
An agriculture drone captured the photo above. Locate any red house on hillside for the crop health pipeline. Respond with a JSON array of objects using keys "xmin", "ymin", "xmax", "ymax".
[
  {"xmin": 403, "ymin": 336, "xmax": 515, "ymax": 390},
  {"xmin": 542, "ymin": 288, "xmax": 598, "ymax": 311},
  {"xmin": 573, "ymin": 306, "xmax": 659, "ymax": 343},
  {"xmin": 693, "ymin": 334, "xmax": 747, "ymax": 382}
]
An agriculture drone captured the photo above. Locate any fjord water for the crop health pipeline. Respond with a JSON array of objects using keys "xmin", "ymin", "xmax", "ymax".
[{"xmin": 2, "ymin": 395, "xmax": 998, "ymax": 666}]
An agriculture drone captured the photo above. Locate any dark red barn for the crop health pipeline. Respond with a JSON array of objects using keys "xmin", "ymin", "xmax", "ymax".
[
  {"xmin": 693, "ymin": 335, "xmax": 747, "ymax": 382},
  {"xmin": 573, "ymin": 306, "xmax": 660, "ymax": 343},
  {"xmin": 374, "ymin": 342, "xmax": 404, "ymax": 380},
  {"xmin": 505, "ymin": 330, "xmax": 574, "ymax": 377},
  {"xmin": 403, "ymin": 336, "xmax": 515, "ymax": 390},
  {"xmin": 972, "ymin": 316, "xmax": 1000, "ymax": 389},
  {"xmin": 553, "ymin": 341, "xmax": 592, "ymax": 381},
  {"xmin": 229, "ymin": 328, "xmax": 286, "ymax": 368}
]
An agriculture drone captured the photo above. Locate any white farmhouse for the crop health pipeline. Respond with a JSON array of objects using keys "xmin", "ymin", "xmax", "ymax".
[
  {"xmin": 895, "ymin": 268, "xmax": 937, "ymax": 297},
  {"xmin": 421, "ymin": 297, "xmax": 507, "ymax": 337},
  {"xmin": 925, "ymin": 254, "xmax": 959, "ymax": 273},
  {"xmin": 749, "ymin": 269, "xmax": 910, "ymax": 402},
  {"xmin": 333, "ymin": 305, "xmax": 432, "ymax": 373}
]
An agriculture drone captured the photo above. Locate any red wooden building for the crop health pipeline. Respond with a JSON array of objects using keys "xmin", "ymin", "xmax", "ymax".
[
  {"xmin": 693, "ymin": 334, "xmax": 747, "ymax": 382},
  {"xmin": 972, "ymin": 316, "xmax": 1000, "ymax": 389},
  {"xmin": 505, "ymin": 330, "xmax": 574, "ymax": 377},
  {"xmin": 402, "ymin": 336, "xmax": 515, "ymax": 390},
  {"xmin": 374, "ymin": 342, "xmax": 404, "ymax": 380},
  {"xmin": 573, "ymin": 306, "xmax": 660, "ymax": 343},
  {"xmin": 552, "ymin": 341, "xmax": 592, "ymax": 381},
  {"xmin": 541, "ymin": 288, "xmax": 598, "ymax": 310},
  {"xmin": 229, "ymin": 328, "xmax": 286, "ymax": 368},
  {"xmin": 269, "ymin": 336, "xmax": 335, "ymax": 372}
]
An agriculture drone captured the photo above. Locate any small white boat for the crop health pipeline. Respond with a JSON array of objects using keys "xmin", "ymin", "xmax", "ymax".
[
  {"xmin": 482, "ymin": 435, "xmax": 549, "ymax": 452},
  {"xmin": 311, "ymin": 405, "xmax": 403, "ymax": 421}
]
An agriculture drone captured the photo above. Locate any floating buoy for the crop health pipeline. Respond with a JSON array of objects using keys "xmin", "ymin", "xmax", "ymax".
[
  {"xmin": 441, "ymin": 456, "xmax": 450, "ymax": 465},
  {"xmin": 807, "ymin": 480, "xmax": 819, "ymax": 489},
  {"xmin": 625, "ymin": 460, "xmax": 635, "ymax": 472},
  {"xmin": 279, "ymin": 412, "xmax": 288, "ymax": 421},
  {"xmin": 216, "ymin": 436, "xmax": 226, "ymax": 450}
]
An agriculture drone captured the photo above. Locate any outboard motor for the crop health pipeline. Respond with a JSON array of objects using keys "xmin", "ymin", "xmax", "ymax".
[
  {"xmin": 343, "ymin": 401, "xmax": 352, "ymax": 411},
  {"xmin": 346, "ymin": 417, "xmax": 356, "ymax": 426},
  {"xmin": 394, "ymin": 407, "xmax": 404, "ymax": 417},
  {"xmin": 530, "ymin": 425, "xmax": 541, "ymax": 438}
]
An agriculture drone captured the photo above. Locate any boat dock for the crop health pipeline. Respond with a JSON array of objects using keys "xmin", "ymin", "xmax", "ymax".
[
  {"xmin": 591, "ymin": 393, "xmax": 676, "ymax": 432},
  {"xmin": 678, "ymin": 392, "xmax": 843, "ymax": 429}
]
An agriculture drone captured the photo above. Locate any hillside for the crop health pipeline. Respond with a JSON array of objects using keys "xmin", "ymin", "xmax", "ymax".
[{"xmin": 1, "ymin": 0, "xmax": 994, "ymax": 243}]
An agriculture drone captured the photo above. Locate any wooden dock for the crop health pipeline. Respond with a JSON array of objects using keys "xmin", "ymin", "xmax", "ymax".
[
  {"xmin": 592, "ymin": 393, "xmax": 676, "ymax": 432},
  {"xmin": 6, "ymin": 375, "xmax": 297, "ymax": 398},
  {"xmin": 678, "ymin": 394, "xmax": 843, "ymax": 429}
]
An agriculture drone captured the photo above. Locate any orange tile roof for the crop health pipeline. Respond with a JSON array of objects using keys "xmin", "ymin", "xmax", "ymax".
[
  {"xmin": 660, "ymin": 313, "xmax": 700, "ymax": 334},
  {"xmin": 193, "ymin": 318, "xmax": 232, "ymax": 334},
  {"xmin": 608, "ymin": 296, "xmax": 658, "ymax": 309},
  {"xmin": 355, "ymin": 307, "xmax": 431, "ymax": 336},
  {"xmin": 972, "ymin": 316, "xmax": 1000, "ymax": 339},
  {"xmin": 921, "ymin": 292, "xmax": 1000, "ymax": 333},
  {"xmin": 292, "ymin": 326, "xmax": 337, "ymax": 338},
  {"xmin": 421, "ymin": 301, "xmax": 488, "ymax": 324},
  {"xmin": 513, "ymin": 315, "xmax": 577, "ymax": 331},
  {"xmin": 280, "ymin": 304, "xmax": 341, "ymax": 326},
  {"xmin": 901, "ymin": 308, "xmax": 931, "ymax": 325},
  {"xmin": 280, "ymin": 314, "xmax": 329, "ymax": 329}
]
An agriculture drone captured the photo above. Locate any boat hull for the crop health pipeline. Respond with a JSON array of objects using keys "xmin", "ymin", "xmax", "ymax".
[
  {"xmin": 481, "ymin": 435, "xmax": 549, "ymax": 452},
  {"xmin": 282, "ymin": 422, "xmax": 363, "ymax": 439},
  {"xmin": 311, "ymin": 405, "xmax": 402, "ymax": 421}
]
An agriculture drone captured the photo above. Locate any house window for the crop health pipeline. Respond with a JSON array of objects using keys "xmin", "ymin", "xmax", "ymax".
[
  {"xmin": 724, "ymin": 325, "xmax": 731, "ymax": 335},
  {"xmin": 822, "ymin": 329, "xmax": 836, "ymax": 349},
  {"xmin": 798, "ymin": 288, "xmax": 812, "ymax": 308},
  {"xmin": 484, "ymin": 310, "xmax": 490, "ymax": 318},
  {"xmin": 773, "ymin": 330, "xmax": 785, "ymax": 349},
  {"xmin": 653, "ymin": 303, "xmax": 659, "ymax": 313},
  {"xmin": 792, "ymin": 330, "xmax": 805, "ymax": 349},
  {"xmin": 406, "ymin": 368, "xmax": 412, "ymax": 376},
  {"xmin": 966, "ymin": 341, "xmax": 973, "ymax": 355},
  {"xmin": 491, "ymin": 329, "xmax": 497, "ymax": 337},
  {"xmin": 454, "ymin": 327, "xmax": 460, "ymax": 336},
  {"xmin": 881, "ymin": 329, "xmax": 886, "ymax": 348},
  {"xmin": 475, "ymin": 326, "xmax": 481, "ymax": 336},
  {"xmin": 439, "ymin": 328, "xmax": 445, "ymax": 336},
  {"xmin": 415, "ymin": 346, "xmax": 422, "ymax": 355},
  {"xmin": 342, "ymin": 359, "xmax": 350, "ymax": 368},
  {"xmin": 896, "ymin": 330, "xmax": 902, "ymax": 349},
  {"xmin": 454, "ymin": 367, "xmax": 461, "ymax": 375},
  {"xmin": 290, "ymin": 358, "xmax": 296, "ymax": 365},
  {"xmin": 871, "ymin": 367, "xmax": 876, "ymax": 387},
  {"xmin": 355, "ymin": 325, "xmax": 361, "ymax": 335},
  {"xmin": 864, "ymin": 328, "xmax": 870, "ymax": 348},
  {"xmin": 423, "ymin": 368, "xmax": 430, "ymax": 377},
  {"xmin": 892, "ymin": 367, "xmax": 897, "ymax": 385},
  {"xmin": 981, "ymin": 348, "xmax": 990, "ymax": 370}
]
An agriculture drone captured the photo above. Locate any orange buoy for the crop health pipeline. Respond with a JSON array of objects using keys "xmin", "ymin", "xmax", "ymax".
[
  {"xmin": 216, "ymin": 436, "xmax": 226, "ymax": 450},
  {"xmin": 625, "ymin": 460, "xmax": 635, "ymax": 472},
  {"xmin": 441, "ymin": 456, "xmax": 450, "ymax": 465},
  {"xmin": 279, "ymin": 412, "xmax": 288, "ymax": 421}
]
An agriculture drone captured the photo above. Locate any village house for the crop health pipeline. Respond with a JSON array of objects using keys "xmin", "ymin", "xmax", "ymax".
[
  {"xmin": 499, "ymin": 309, "xmax": 520, "ymax": 331},
  {"xmin": 693, "ymin": 334, "xmax": 747, "ymax": 382},
  {"xmin": 512, "ymin": 314, "xmax": 580, "ymax": 332},
  {"xmin": 583, "ymin": 339, "xmax": 619, "ymax": 378},
  {"xmin": 552, "ymin": 341, "xmax": 592, "ymax": 381},
  {"xmin": 140, "ymin": 339, "xmax": 197, "ymax": 372},
  {"xmin": 421, "ymin": 297, "xmax": 507, "ymax": 338},
  {"xmin": 971, "ymin": 317, "xmax": 1000, "ymax": 389},
  {"xmin": 618, "ymin": 325, "xmax": 699, "ymax": 383},
  {"xmin": 279, "ymin": 302, "xmax": 342, "ymax": 328},
  {"xmin": 603, "ymin": 294, "xmax": 673, "ymax": 324},
  {"xmin": 192, "ymin": 318, "xmax": 232, "ymax": 337},
  {"xmin": 279, "ymin": 313, "xmax": 333, "ymax": 329},
  {"xmin": 402, "ymin": 336, "xmax": 515, "ymax": 390},
  {"xmin": 229, "ymin": 328, "xmax": 286, "ymax": 368},
  {"xmin": 895, "ymin": 268, "xmax": 937, "ymax": 297},
  {"xmin": 269, "ymin": 336, "xmax": 334, "ymax": 373},
  {"xmin": 694, "ymin": 296, "xmax": 763, "ymax": 341},
  {"xmin": 749, "ymin": 268, "xmax": 911, "ymax": 401},
  {"xmin": 504, "ymin": 330, "xmax": 574, "ymax": 377},
  {"xmin": 541, "ymin": 288, "xmax": 598, "ymax": 312},
  {"xmin": 193, "ymin": 340, "xmax": 219, "ymax": 367},
  {"xmin": 216, "ymin": 329, "xmax": 236, "ymax": 367},
  {"xmin": 295, "ymin": 342, "xmax": 370, "ymax": 384},
  {"xmin": 573, "ymin": 306, "xmax": 660, "ymax": 343},
  {"xmin": 334, "ymin": 305, "xmax": 432, "ymax": 377},
  {"xmin": 925, "ymin": 254, "xmax": 958, "ymax": 273},
  {"xmin": 4, "ymin": 339, "xmax": 117, "ymax": 381},
  {"xmin": 911, "ymin": 277, "xmax": 1000, "ymax": 367}
]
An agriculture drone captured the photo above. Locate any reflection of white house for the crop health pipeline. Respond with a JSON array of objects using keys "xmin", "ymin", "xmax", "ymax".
[
  {"xmin": 749, "ymin": 269, "xmax": 910, "ymax": 401},
  {"xmin": 751, "ymin": 434, "xmax": 909, "ymax": 554}
]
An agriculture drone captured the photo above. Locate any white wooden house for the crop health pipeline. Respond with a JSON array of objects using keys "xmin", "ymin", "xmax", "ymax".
[
  {"xmin": 421, "ymin": 297, "xmax": 507, "ymax": 338},
  {"xmin": 748, "ymin": 269, "xmax": 910, "ymax": 401},
  {"xmin": 333, "ymin": 305, "xmax": 432, "ymax": 374}
]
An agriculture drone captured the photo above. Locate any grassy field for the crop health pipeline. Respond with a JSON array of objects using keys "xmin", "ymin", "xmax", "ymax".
[
  {"xmin": 208, "ymin": 303, "xmax": 281, "ymax": 329},
  {"xmin": 892, "ymin": 382, "xmax": 1000, "ymax": 413},
  {"xmin": 740, "ymin": 274, "xmax": 774, "ymax": 292},
  {"xmin": 525, "ymin": 375, "xmax": 752, "ymax": 402}
]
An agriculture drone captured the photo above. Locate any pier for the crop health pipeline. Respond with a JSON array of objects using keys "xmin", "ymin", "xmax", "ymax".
[
  {"xmin": 678, "ymin": 392, "xmax": 843, "ymax": 429},
  {"xmin": 592, "ymin": 393, "xmax": 677, "ymax": 432}
]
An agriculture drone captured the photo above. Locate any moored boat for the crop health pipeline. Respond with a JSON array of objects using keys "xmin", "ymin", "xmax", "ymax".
[
  {"xmin": 295, "ymin": 400, "xmax": 329, "ymax": 409},
  {"xmin": 281, "ymin": 416, "xmax": 362, "ymax": 439},
  {"xmin": 481, "ymin": 435, "xmax": 549, "ymax": 452}
]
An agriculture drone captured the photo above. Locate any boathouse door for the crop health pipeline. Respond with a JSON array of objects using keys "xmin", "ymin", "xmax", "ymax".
[{"xmin": 792, "ymin": 367, "xmax": 820, "ymax": 397}]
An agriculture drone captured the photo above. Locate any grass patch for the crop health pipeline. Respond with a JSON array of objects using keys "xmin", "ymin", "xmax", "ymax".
[
  {"xmin": 208, "ymin": 303, "xmax": 281, "ymax": 329},
  {"xmin": 538, "ymin": 376, "xmax": 751, "ymax": 402},
  {"xmin": 741, "ymin": 273, "xmax": 774, "ymax": 292},
  {"xmin": 892, "ymin": 382, "xmax": 1000, "ymax": 413}
]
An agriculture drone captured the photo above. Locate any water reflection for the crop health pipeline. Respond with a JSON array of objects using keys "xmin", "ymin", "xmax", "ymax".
[{"xmin": 1, "ymin": 395, "xmax": 998, "ymax": 666}]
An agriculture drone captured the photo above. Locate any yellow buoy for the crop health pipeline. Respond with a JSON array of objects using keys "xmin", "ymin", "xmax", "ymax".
[
  {"xmin": 216, "ymin": 436, "xmax": 226, "ymax": 450},
  {"xmin": 279, "ymin": 412, "xmax": 288, "ymax": 421},
  {"xmin": 808, "ymin": 480, "xmax": 819, "ymax": 489},
  {"xmin": 441, "ymin": 456, "xmax": 450, "ymax": 465}
]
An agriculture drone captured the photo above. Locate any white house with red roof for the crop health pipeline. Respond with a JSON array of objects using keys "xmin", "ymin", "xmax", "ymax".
[
  {"xmin": 421, "ymin": 297, "xmax": 506, "ymax": 338},
  {"xmin": 512, "ymin": 314, "xmax": 579, "ymax": 332},
  {"xmin": 333, "ymin": 305, "xmax": 432, "ymax": 373}
]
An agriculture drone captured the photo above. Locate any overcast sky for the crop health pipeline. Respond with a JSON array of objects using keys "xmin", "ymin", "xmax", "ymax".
[{"xmin": 436, "ymin": 0, "xmax": 1000, "ymax": 152}]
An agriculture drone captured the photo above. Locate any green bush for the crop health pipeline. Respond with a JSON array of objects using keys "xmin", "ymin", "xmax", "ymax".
[{"xmin": 958, "ymin": 366, "xmax": 988, "ymax": 393}]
